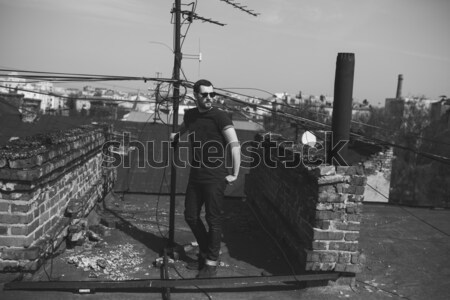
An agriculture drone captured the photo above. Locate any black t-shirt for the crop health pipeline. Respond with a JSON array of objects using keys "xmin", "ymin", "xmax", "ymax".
[{"xmin": 184, "ymin": 107, "xmax": 233, "ymax": 183}]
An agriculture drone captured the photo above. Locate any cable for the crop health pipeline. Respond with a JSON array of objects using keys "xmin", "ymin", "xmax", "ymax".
[
  {"xmin": 355, "ymin": 279, "xmax": 412, "ymax": 299},
  {"xmin": 366, "ymin": 183, "xmax": 450, "ymax": 238}
]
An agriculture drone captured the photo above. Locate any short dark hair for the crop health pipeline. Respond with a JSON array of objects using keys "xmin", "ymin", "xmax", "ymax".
[{"xmin": 193, "ymin": 79, "xmax": 213, "ymax": 93}]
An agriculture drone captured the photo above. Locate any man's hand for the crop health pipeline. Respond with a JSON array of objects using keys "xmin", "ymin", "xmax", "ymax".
[
  {"xmin": 170, "ymin": 132, "xmax": 179, "ymax": 147},
  {"xmin": 225, "ymin": 174, "xmax": 238, "ymax": 185}
]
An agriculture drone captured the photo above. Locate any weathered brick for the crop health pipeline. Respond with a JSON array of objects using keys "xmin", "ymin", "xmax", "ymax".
[
  {"xmin": 306, "ymin": 251, "xmax": 320, "ymax": 262},
  {"xmin": 11, "ymin": 203, "xmax": 32, "ymax": 213},
  {"xmin": 18, "ymin": 258, "xmax": 42, "ymax": 271},
  {"xmin": 318, "ymin": 174, "xmax": 346, "ymax": 185},
  {"xmin": 316, "ymin": 203, "xmax": 333, "ymax": 211},
  {"xmin": 0, "ymin": 226, "xmax": 8, "ymax": 235},
  {"xmin": 354, "ymin": 186, "xmax": 365, "ymax": 195},
  {"xmin": 34, "ymin": 226, "xmax": 44, "ymax": 241},
  {"xmin": 0, "ymin": 234, "xmax": 34, "ymax": 247},
  {"xmin": 345, "ymin": 185, "xmax": 356, "ymax": 194},
  {"xmin": 0, "ymin": 259, "xmax": 19, "ymax": 271},
  {"xmin": 321, "ymin": 262, "xmax": 336, "ymax": 271},
  {"xmin": 0, "ymin": 247, "xmax": 40, "ymax": 260},
  {"xmin": 8, "ymin": 155, "xmax": 44, "ymax": 169},
  {"xmin": 312, "ymin": 241, "xmax": 328, "ymax": 250},
  {"xmin": 347, "ymin": 214, "xmax": 362, "ymax": 222},
  {"xmin": 345, "ymin": 232, "xmax": 360, "ymax": 241},
  {"xmin": 305, "ymin": 262, "xmax": 322, "ymax": 271},
  {"xmin": 346, "ymin": 205, "xmax": 363, "ymax": 214},
  {"xmin": 335, "ymin": 222, "xmax": 360, "ymax": 231},
  {"xmin": 0, "ymin": 202, "xmax": 9, "ymax": 212},
  {"xmin": 350, "ymin": 176, "xmax": 367, "ymax": 186},
  {"xmin": 319, "ymin": 252, "xmax": 338, "ymax": 262},
  {"xmin": 311, "ymin": 165, "xmax": 336, "ymax": 176},
  {"xmin": 336, "ymin": 183, "xmax": 348, "ymax": 193},
  {"xmin": 338, "ymin": 253, "xmax": 351, "ymax": 263},
  {"xmin": 316, "ymin": 210, "xmax": 344, "ymax": 221},
  {"xmin": 348, "ymin": 195, "xmax": 364, "ymax": 202},
  {"xmin": 313, "ymin": 229, "xmax": 344, "ymax": 241},
  {"xmin": 334, "ymin": 263, "xmax": 347, "ymax": 272},
  {"xmin": 345, "ymin": 264, "xmax": 362, "ymax": 273},
  {"xmin": 40, "ymin": 211, "xmax": 50, "ymax": 225},
  {"xmin": 0, "ymin": 213, "xmax": 34, "ymax": 225},
  {"xmin": 329, "ymin": 242, "xmax": 358, "ymax": 252},
  {"xmin": 315, "ymin": 220, "xmax": 331, "ymax": 230},
  {"xmin": 318, "ymin": 185, "xmax": 335, "ymax": 193}
]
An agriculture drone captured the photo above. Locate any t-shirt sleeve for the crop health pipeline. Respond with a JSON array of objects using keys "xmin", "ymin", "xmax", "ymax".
[{"xmin": 216, "ymin": 110, "xmax": 233, "ymax": 131}]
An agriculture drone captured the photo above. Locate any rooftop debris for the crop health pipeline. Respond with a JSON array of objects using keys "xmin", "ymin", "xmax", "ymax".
[{"xmin": 66, "ymin": 242, "xmax": 146, "ymax": 281}]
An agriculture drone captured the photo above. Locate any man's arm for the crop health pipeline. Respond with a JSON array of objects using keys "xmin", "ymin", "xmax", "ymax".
[{"xmin": 222, "ymin": 127, "xmax": 241, "ymax": 184}]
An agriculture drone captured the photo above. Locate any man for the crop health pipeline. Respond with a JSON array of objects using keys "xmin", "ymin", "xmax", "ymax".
[{"xmin": 171, "ymin": 79, "xmax": 241, "ymax": 278}]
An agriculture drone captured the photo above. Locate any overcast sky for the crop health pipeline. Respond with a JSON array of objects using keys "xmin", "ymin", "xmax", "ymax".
[{"xmin": 0, "ymin": 0, "xmax": 449, "ymax": 105}]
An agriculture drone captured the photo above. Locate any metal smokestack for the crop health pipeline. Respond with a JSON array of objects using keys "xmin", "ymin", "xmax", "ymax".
[{"xmin": 396, "ymin": 74, "xmax": 403, "ymax": 99}]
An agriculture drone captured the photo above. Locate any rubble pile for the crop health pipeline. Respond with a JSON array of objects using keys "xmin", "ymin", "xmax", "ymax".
[{"xmin": 66, "ymin": 243, "xmax": 146, "ymax": 281}]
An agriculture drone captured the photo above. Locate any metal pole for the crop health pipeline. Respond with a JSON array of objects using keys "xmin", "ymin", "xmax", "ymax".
[
  {"xmin": 330, "ymin": 53, "xmax": 355, "ymax": 165},
  {"xmin": 169, "ymin": 0, "xmax": 182, "ymax": 246}
]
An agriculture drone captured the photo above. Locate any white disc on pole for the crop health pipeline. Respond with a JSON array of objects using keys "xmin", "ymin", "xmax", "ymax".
[{"xmin": 301, "ymin": 131, "xmax": 317, "ymax": 146}]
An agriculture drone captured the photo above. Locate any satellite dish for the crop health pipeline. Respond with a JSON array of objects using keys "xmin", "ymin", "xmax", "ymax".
[{"xmin": 301, "ymin": 131, "xmax": 317, "ymax": 146}]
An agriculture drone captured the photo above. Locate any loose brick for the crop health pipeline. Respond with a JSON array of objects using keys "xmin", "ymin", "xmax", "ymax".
[{"xmin": 313, "ymin": 229, "xmax": 344, "ymax": 241}]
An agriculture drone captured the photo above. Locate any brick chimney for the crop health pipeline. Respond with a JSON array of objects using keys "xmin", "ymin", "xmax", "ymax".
[{"xmin": 396, "ymin": 74, "xmax": 403, "ymax": 99}]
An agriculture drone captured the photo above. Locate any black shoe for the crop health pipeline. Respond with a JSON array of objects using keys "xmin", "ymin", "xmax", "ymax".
[
  {"xmin": 196, "ymin": 265, "xmax": 217, "ymax": 278},
  {"xmin": 186, "ymin": 255, "xmax": 205, "ymax": 270}
]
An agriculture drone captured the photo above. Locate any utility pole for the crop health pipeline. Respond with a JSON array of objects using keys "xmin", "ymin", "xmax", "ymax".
[{"xmin": 169, "ymin": 0, "xmax": 182, "ymax": 247}]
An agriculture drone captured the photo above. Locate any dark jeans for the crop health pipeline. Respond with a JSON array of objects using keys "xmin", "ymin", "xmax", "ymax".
[{"xmin": 184, "ymin": 180, "xmax": 227, "ymax": 262}]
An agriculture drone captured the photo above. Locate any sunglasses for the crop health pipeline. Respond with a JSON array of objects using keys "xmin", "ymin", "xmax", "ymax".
[{"xmin": 199, "ymin": 92, "xmax": 216, "ymax": 98}]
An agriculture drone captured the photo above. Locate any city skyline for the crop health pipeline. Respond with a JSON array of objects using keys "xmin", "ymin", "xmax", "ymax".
[{"xmin": 1, "ymin": 0, "xmax": 449, "ymax": 106}]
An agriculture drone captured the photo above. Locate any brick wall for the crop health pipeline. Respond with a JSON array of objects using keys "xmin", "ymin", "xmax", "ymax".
[
  {"xmin": 244, "ymin": 135, "xmax": 367, "ymax": 275},
  {"xmin": 0, "ymin": 125, "xmax": 116, "ymax": 272}
]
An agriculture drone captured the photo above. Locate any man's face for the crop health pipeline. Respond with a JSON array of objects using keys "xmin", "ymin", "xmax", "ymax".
[{"xmin": 195, "ymin": 85, "xmax": 215, "ymax": 110}]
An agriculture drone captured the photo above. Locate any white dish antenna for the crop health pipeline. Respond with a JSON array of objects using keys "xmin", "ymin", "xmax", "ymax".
[{"xmin": 301, "ymin": 131, "xmax": 317, "ymax": 146}]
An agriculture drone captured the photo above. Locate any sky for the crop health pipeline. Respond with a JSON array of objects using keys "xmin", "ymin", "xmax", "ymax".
[{"xmin": 0, "ymin": 0, "xmax": 449, "ymax": 106}]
